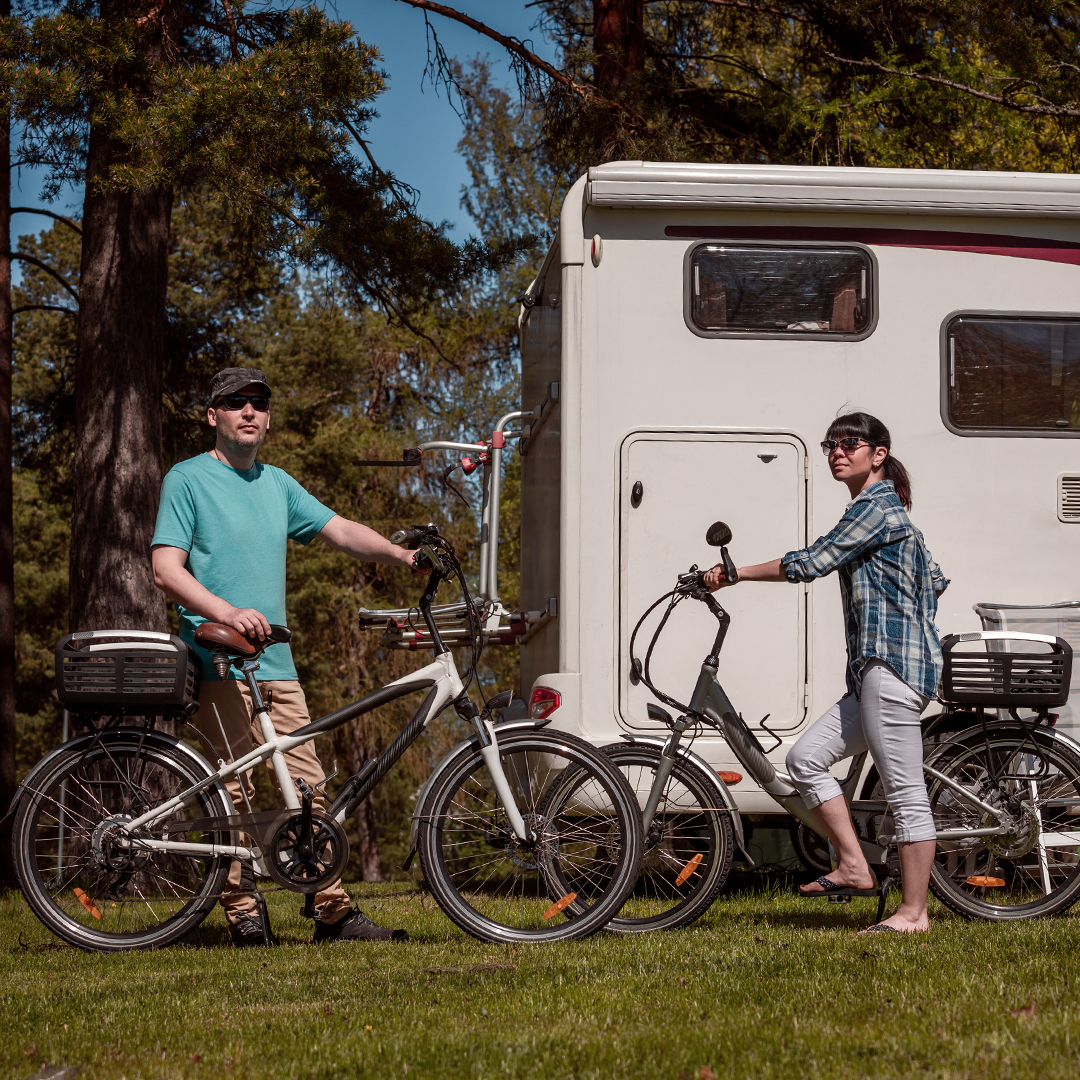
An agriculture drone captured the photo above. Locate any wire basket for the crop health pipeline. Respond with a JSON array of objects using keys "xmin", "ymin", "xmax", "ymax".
[
  {"xmin": 55, "ymin": 630, "xmax": 201, "ymax": 714},
  {"xmin": 940, "ymin": 631, "xmax": 1072, "ymax": 707}
]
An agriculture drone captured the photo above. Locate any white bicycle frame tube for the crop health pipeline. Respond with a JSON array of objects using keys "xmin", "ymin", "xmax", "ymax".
[{"xmin": 117, "ymin": 648, "xmax": 535, "ymax": 855}]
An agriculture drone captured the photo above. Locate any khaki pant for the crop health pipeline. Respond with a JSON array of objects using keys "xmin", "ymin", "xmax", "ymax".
[{"xmin": 196, "ymin": 679, "xmax": 352, "ymax": 926}]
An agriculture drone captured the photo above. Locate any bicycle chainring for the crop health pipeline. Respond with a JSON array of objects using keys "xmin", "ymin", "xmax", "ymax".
[{"xmin": 265, "ymin": 809, "xmax": 350, "ymax": 893}]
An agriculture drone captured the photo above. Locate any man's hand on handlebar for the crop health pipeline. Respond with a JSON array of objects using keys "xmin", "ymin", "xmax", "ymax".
[
  {"xmin": 220, "ymin": 605, "xmax": 273, "ymax": 641},
  {"xmin": 703, "ymin": 564, "xmax": 734, "ymax": 591}
]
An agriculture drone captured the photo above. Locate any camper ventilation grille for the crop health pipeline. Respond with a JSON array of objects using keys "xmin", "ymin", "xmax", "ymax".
[{"xmin": 1059, "ymin": 474, "xmax": 1080, "ymax": 522}]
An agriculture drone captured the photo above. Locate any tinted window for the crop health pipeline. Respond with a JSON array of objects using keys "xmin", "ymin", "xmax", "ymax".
[
  {"xmin": 689, "ymin": 244, "xmax": 871, "ymax": 335},
  {"xmin": 947, "ymin": 317, "xmax": 1080, "ymax": 433}
]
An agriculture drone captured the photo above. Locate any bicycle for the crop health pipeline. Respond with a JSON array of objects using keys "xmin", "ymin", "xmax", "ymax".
[
  {"xmin": 605, "ymin": 519, "xmax": 1080, "ymax": 930},
  {"xmin": 10, "ymin": 524, "xmax": 643, "ymax": 951}
]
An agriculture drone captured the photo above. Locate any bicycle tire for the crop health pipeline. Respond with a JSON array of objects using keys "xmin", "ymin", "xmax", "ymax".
[
  {"xmin": 13, "ymin": 730, "xmax": 235, "ymax": 951},
  {"xmin": 416, "ymin": 729, "xmax": 643, "ymax": 943},
  {"xmin": 926, "ymin": 724, "xmax": 1080, "ymax": 920},
  {"xmin": 590, "ymin": 744, "xmax": 734, "ymax": 932}
]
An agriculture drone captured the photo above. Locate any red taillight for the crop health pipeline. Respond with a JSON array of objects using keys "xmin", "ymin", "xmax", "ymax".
[{"xmin": 529, "ymin": 687, "xmax": 561, "ymax": 719}]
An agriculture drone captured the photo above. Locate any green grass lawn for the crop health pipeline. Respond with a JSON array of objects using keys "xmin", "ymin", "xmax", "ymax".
[{"xmin": 3, "ymin": 881, "xmax": 1080, "ymax": 1080}]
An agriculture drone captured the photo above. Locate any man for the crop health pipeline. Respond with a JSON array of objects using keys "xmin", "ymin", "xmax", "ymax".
[{"xmin": 151, "ymin": 367, "xmax": 416, "ymax": 947}]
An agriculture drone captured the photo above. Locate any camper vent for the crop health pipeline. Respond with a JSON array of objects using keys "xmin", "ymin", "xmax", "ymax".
[{"xmin": 1059, "ymin": 474, "xmax": 1080, "ymax": 522}]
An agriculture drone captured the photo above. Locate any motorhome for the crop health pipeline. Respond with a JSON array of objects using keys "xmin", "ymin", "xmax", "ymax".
[{"xmin": 516, "ymin": 161, "xmax": 1080, "ymax": 827}]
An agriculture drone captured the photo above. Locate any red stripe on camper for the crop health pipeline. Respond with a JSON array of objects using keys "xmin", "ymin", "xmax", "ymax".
[{"xmin": 664, "ymin": 225, "xmax": 1080, "ymax": 266}]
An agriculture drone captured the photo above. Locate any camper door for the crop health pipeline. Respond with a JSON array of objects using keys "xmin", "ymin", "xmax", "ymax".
[{"xmin": 619, "ymin": 430, "xmax": 809, "ymax": 732}]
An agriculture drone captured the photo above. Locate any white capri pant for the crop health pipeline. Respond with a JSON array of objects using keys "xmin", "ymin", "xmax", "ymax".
[{"xmin": 785, "ymin": 659, "xmax": 936, "ymax": 844}]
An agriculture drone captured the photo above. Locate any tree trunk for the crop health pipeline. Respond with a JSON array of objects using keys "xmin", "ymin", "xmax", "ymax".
[
  {"xmin": 0, "ymin": 0, "xmax": 15, "ymax": 814},
  {"xmin": 69, "ymin": 126, "xmax": 171, "ymax": 634},
  {"xmin": 593, "ymin": 0, "xmax": 646, "ymax": 100}
]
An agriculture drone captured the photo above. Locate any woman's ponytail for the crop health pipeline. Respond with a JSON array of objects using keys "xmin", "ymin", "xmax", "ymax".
[{"xmin": 826, "ymin": 412, "xmax": 912, "ymax": 510}]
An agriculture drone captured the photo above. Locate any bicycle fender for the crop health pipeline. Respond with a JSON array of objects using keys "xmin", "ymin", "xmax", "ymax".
[
  {"xmin": 8, "ymin": 728, "xmax": 231, "ymax": 817},
  {"xmin": 405, "ymin": 717, "xmax": 553, "ymax": 860},
  {"xmin": 615, "ymin": 734, "xmax": 751, "ymax": 864},
  {"xmin": 925, "ymin": 718, "xmax": 1080, "ymax": 768}
]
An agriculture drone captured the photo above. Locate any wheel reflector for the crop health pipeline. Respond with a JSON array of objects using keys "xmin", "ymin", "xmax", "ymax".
[
  {"xmin": 718, "ymin": 771, "xmax": 742, "ymax": 785},
  {"xmin": 675, "ymin": 852, "xmax": 703, "ymax": 886},
  {"xmin": 965, "ymin": 875, "xmax": 1005, "ymax": 887},
  {"xmin": 542, "ymin": 893, "xmax": 576, "ymax": 920},
  {"xmin": 73, "ymin": 887, "xmax": 102, "ymax": 920}
]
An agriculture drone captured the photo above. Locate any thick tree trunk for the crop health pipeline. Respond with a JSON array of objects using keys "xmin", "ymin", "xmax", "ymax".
[
  {"xmin": 69, "ymin": 125, "xmax": 171, "ymax": 634},
  {"xmin": 593, "ymin": 0, "xmax": 646, "ymax": 99},
  {"xmin": 0, "ymin": 0, "xmax": 15, "ymax": 814}
]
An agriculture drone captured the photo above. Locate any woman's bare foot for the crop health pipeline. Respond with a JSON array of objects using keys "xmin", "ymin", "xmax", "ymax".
[
  {"xmin": 799, "ymin": 866, "xmax": 876, "ymax": 895},
  {"xmin": 856, "ymin": 913, "xmax": 929, "ymax": 935}
]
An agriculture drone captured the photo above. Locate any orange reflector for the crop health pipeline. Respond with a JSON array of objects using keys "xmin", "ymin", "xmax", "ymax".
[
  {"xmin": 73, "ymin": 887, "xmax": 102, "ymax": 920},
  {"xmin": 718, "ymin": 771, "xmax": 742, "ymax": 785},
  {"xmin": 675, "ymin": 852, "xmax": 703, "ymax": 886},
  {"xmin": 542, "ymin": 893, "xmax": 577, "ymax": 920},
  {"xmin": 966, "ymin": 876, "xmax": 1006, "ymax": 888}
]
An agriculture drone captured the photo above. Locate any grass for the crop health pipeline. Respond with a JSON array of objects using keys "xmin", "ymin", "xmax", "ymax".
[{"xmin": 3, "ymin": 881, "xmax": 1080, "ymax": 1080}]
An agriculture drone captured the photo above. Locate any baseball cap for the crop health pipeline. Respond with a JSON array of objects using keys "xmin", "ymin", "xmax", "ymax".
[{"xmin": 209, "ymin": 367, "xmax": 272, "ymax": 405}]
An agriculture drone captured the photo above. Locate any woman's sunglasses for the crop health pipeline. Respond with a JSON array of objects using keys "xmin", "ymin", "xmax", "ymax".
[
  {"xmin": 820, "ymin": 437, "xmax": 869, "ymax": 456},
  {"xmin": 215, "ymin": 393, "xmax": 270, "ymax": 412}
]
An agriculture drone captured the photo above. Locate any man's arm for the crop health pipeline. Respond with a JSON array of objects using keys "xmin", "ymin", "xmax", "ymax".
[
  {"xmin": 316, "ymin": 515, "xmax": 416, "ymax": 568},
  {"xmin": 152, "ymin": 545, "xmax": 273, "ymax": 640}
]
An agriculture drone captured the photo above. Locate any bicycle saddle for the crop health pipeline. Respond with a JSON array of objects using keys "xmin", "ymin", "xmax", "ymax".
[{"xmin": 194, "ymin": 622, "xmax": 292, "ymax": 658}]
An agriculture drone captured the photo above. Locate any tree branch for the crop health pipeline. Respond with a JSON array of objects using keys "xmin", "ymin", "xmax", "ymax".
[
  {"xmin": 8, "ymin": 254, "xmax": 80, "ymax": 303},
  {"xmin": 393, "ymin": 0, "xmax": 593, "ymax": 100},
  {"xmin": 11, "ymin": 207, "xmax": 82, "ymax": 235},
  {"xmin": 823, "ymin": 51, "xmax": 1080, "ymax": 118},
  {"xmin": 12, "ymin": 303, "xmax": 77, "ymax": 316},
  {"xmin": 653, "ymin": 0, "xmax": 810, "ymax": 22}
]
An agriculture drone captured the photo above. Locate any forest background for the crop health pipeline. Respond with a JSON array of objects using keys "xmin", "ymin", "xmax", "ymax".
[{"xmin": 12, "ymin": 0, "xmax": 1080, "ymax": 883}]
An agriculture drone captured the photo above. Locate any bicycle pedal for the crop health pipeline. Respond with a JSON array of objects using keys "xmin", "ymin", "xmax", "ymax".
[{"xmin": 827, "ymin": 894, "xmax": 852, "ymax": 904}]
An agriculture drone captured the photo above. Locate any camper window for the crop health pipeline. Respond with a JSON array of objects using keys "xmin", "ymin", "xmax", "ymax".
[
  {"xmin": 946, "ymin": 315, "xmax": 1080, "ymax": 435},
  {"xmin": 688, "ymin": 243, "xmax": 872, "ymax": 338}
]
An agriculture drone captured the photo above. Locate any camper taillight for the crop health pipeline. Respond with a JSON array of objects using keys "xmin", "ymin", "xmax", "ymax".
[{"xmin": 529, "ymin": 687, "xmax": 561, "ymax": 720}]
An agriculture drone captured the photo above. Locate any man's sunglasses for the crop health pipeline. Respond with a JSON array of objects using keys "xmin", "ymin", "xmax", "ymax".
[
  {"xmin": 215, "ymin": 393, "xmax": 270, "ymax": 412},
  {"xmin": 820, "ymin": 437, "xmax": 869, "ymax": 456}
]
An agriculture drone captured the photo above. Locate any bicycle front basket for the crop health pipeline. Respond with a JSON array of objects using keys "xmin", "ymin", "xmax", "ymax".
[
  {"xmin": 940, "ymin": 631, "xmax": 1072, "ymax": 708},
  {"xmin": 55, "ymin": 630, "xmax": 201, "ymax": 714}
]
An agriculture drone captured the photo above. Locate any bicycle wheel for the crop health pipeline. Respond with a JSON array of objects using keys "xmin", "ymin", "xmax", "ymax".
[
  {"xmin": 416, "ymin": 729, "xmax": 643, "ymax": 943},
  {"xmin": 12, "ymin": 730, "xmax": 235, "ymax": 951},
  {"xmin": 595, "ymin": 744, "xmax": 734, "ymax": 932},
  {"xmin": 927, "ymin": 724, "xmax": 1080, "ymax": 920}
]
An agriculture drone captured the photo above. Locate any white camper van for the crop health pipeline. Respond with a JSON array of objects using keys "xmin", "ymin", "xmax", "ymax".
[{"xmin": 517, "ymin": 161, "xmax": 1080, "ymax": 819}]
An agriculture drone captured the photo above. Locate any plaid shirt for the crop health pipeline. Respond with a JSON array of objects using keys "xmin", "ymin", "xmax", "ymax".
[{"xmin": 781, "ymin": 481, "xmax": 949, "ymax": 700}]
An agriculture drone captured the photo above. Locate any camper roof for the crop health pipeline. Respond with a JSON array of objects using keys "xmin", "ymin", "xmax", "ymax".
[{"xmin": 586, "ymin": 161, "xmax": 1080, "ymax": 218}]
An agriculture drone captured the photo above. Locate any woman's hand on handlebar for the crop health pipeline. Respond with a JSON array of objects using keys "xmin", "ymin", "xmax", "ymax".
[{"xmin": 706, "ymin": 558, "xmax": 788, "ymax": 590}]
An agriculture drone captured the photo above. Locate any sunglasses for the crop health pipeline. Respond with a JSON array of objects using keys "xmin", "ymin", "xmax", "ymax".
[
  {"xmin": 820, "ymin": 437, "xmax": 870, "ymax": 456},
  {"xmin": 215, "ymin": 393, "xmax": 270, "ymax": 412}
]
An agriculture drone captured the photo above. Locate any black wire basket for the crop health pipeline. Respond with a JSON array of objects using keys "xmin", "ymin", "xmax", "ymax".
[
  {"xmin": 940, "ymin": 631, "xmax": 1072, "ymax": 707},
  {"xmin": 55, "ymin": 630, "xmax": 201, "ymax": 714}
]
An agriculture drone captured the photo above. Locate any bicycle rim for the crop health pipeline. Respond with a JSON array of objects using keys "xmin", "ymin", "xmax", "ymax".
[
  {"xmin": 417, "ymin": 730, "xmax": 643, "ymax": 943},
  {"xmin": 13, "ymin": 734, "xmax": 233, "ymax": 951},
  {"xmin": 599, "ymin": 745, "xmax": 733, "ymax": 932},
  {"xmin": 927, "ymin": 727, "xmax": 1080, "ymax": 920}
]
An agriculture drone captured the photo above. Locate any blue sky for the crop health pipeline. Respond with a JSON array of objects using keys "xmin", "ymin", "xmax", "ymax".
[{"xmin": 10, "ymin": 0, "xmax": 559, "ymax": 245}]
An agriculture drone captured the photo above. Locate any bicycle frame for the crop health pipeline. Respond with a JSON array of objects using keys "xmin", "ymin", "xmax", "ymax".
[
  {"xmin": 640, "ymin": 587, "xmax": 1054, "ymax": 864},
  {"xmin": 113, "ymin": 574, "xmax": 535, "ymax": 865}
]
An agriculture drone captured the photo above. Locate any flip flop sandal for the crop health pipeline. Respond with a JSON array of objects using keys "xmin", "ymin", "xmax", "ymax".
[
  {"xmin": 860, "ymin": 922, "xmax": 902, "ymax": 934},
  {"xmin": 798, "ymin": 875, "xmax": 880, "ymax": 899}
]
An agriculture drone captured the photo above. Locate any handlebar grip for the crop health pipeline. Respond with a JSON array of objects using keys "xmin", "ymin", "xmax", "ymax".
[
  {"xmin": 390, "ymin": 524, "xmax": 437, "ymax": 549},
  {"xmin": 721, "ymin": 547, "xmax": 739, "ymax": 585}
]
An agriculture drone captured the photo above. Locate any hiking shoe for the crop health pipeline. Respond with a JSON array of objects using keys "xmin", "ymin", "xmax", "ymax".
[
  {"xmin": 230, "ymin": 912, "xmax": 270, "ymax": 948},
  {"xmin": 313, "ymin": 908, "xmax": 408, "ymax": 943}
]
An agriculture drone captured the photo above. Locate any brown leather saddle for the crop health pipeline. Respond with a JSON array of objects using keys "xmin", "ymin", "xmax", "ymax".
[{"xmin": 193, "ymin": 621, "xmax": 292, "ymax": 659}]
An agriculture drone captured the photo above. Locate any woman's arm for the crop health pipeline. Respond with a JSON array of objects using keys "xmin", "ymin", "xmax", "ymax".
[{"xmin": 703, "ymin": 558, "xmax": 785, "ymax": 590}]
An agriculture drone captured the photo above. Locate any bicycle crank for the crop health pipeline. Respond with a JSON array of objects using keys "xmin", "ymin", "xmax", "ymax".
[{"xmin": 265, "ymin": 809, "xmax": 350, "ymax": 893}]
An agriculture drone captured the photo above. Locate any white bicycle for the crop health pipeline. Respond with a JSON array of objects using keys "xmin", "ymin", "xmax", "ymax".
[{"xmin": 10, "ymin": 525, "xmax": 643, "ymax": 950}]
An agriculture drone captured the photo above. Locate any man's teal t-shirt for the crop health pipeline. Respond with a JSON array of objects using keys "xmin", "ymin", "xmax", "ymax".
[{"xmin": 151, "ymin": 454, "xmax": 335, "ymax": 681}]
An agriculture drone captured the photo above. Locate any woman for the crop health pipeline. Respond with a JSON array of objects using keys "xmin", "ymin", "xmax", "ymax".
[{"xmin": 704, "ymin": 412, "xmax": 948, "ymax": 933}]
